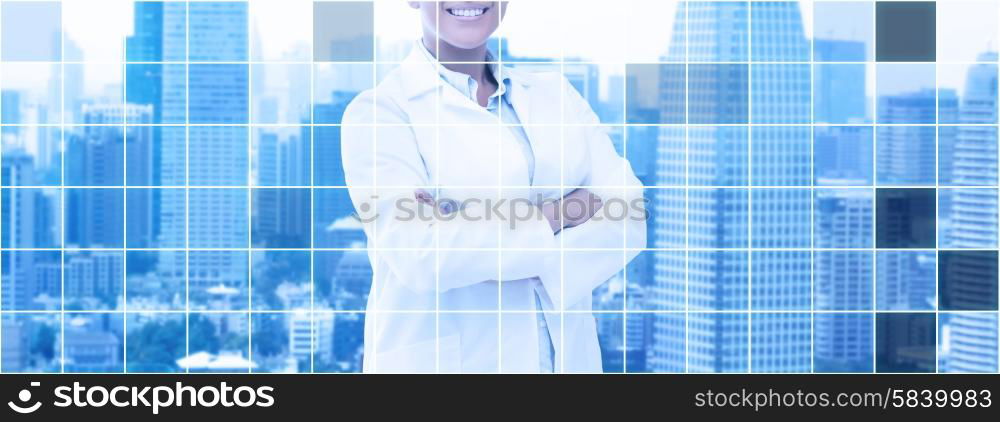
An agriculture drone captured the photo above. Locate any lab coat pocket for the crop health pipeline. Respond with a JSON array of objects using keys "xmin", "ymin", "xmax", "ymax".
[{"xmin": 374, "ymin": 334, "xmax": 462, "ymax": 374}]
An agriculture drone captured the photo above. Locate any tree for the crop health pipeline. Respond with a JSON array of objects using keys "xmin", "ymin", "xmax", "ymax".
[
  {"xmin": 30, "ymin": 324, "xmax": 57, "ymax": 361},
  {"xmin": 189, "ymin": 315, "xmax": 220, "ymax": 354},
  {"xmin": 126, "ymin": 318, "xmax": 185, "ymax": 372},
  {"xmin": 252, "ymin": 315, "xmax": 288, "ymax": 357}
]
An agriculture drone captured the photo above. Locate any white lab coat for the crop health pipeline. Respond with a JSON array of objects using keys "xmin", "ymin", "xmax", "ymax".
[{"xmin": 341, "ymin": 45, "xmax": 646, "ymax": 373}]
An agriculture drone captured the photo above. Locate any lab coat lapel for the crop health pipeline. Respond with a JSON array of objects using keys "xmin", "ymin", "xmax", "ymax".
[
  {"xmin": 506, "ymin": 68, "xmax": 565, "ymax": 200},
  {"xmin": 504, "ymin": 69, "xmax": 544, "ymax": 193},
  {"xmin": 507, "ymin": 74, "xmax": 532, "ymax": 127},
  {"xmin": 399, "ymin": 44, "xmax": 447, "ymax": 101}
]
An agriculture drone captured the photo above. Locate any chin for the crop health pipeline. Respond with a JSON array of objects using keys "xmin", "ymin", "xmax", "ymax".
[{"xmin": 443, "ymin": 36, "xmax": 490, "ymax": 50}]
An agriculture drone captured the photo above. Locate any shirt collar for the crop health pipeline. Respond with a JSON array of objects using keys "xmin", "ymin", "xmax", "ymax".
[{"xmin": 415, "ymin": 39, "xmax": 510, "ymax": 104}]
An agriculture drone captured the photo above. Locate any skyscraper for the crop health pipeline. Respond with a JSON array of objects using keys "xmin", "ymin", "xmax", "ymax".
[
  {"xmin": 1, "ymin": 148, "xmax": 62, "ymax": 314},
  {"xmin": 1, "ymin": 90, "xmax": 21, "ymax": 135},
  {"xmin": 814, "ymin": 189, "xmax": 874, "ymax": 372},
  {"xmin": 944, "ymin": 58, "xmax": 999, "ymax": 247},
  {"xmin": 186, "ymin": 2, "xmax": 250, "ymax": 307},
  {"xmin": 252, "ymin": 130, "xmax": 310, "ymax": 248},
  {"xmin": 648, "ymin": 1, "xmax": 812, "ymax": 373},
  {"xmin": 124, "ymin": 1, "xmax": 250, "ymax": 322},
  {"xmin": 940, "ymin": 53, "xmax": 999, "ymax": 373},
  {"xmin": 876, "ymin": 90, "xmax": 937, "ymax": 186},
  {"xmin": 66, "ymin": 105, "xmax": 153, "ymax": 250},
  {"xmin": 125, "ymin": 0, "xmax": 187, "ymax": 284}
]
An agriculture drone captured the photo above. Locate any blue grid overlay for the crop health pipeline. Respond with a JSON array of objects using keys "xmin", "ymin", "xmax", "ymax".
[{"xmin": 0, "ymin": 0, "xmax": 997, "ymax": 373}]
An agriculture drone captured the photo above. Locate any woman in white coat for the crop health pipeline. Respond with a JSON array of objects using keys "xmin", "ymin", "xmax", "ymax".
[{"xmin": 341, "ymin": 1, "xmax": 646, "ymax": 373}]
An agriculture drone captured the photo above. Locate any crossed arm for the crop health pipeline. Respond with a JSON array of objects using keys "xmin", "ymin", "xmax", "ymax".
[{"xmin": 414, "ymin": 187, "xmax": 605, "ymax": 234}]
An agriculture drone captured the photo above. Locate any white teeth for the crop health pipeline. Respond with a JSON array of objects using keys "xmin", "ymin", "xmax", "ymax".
[{"xmin": 450, "ymin": 8, "xmax": 485, "ymax": 17}]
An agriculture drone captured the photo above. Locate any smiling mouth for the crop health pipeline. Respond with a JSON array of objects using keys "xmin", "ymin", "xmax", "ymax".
[{"xmin": 446, "ymin": 6, "xmax": 489, "ymax": 18}]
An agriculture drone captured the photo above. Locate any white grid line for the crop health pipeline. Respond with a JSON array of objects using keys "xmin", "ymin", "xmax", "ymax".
[
  {"xmin": 9, "ymin": 60, "xmax": 995, "ymax": 65},
  {"xmin": 558, "ymin": 0, "xmax": 566, "ymax": 373},
  {"xmin": 0, "ymin": 309, "xmax": 971, "ymax": 315},
  {"xmin": 684, "ymin": 0, "xmax": 690, "ymax": 375},
  {"xmin": 809, "ymin": 0, "xmax": 816, "ymax": 374},
  {"xmin": 746, "ymin": 0, "xmax": 753, "ymax": 374},
  {"xmin": 494, "ymin": 3, "xmax": 503, "ymax": 374},
  {"xmin": 184, "ymin": 0, "xmax": 191, "ymax": 375},
  {"xmin": 370, "ymin": 0, "xmax": 378, "ymax": 374},
  {"xmin": 59, "ymin": 1, "xmax": 66, "ymax": 374},
  {"xmin": 435, "ymin": 3, "xmax": 441, "ymax": 374},
  {"xmin": 870, "ymin": 0, "xmax": 878, "ymax": 374},
  {"xmin": 308, "ymin": 0, "xmax": 316, "ymax": 375},
  {"xmin": 246, "ymin": 0, "xmax": 254, "ymax": 375},
  {"xmin": 933, "ymin": 1, "xmax": 940, "ymax": 375},
  {"xmin": 121, "ymin": 9, "xmax": 129, "ymax": 374}
]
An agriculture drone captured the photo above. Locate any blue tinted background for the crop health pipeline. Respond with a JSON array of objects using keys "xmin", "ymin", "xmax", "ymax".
[{"xmin": 0, "ymin": 1, "xmax": 997, "ymax": 374}]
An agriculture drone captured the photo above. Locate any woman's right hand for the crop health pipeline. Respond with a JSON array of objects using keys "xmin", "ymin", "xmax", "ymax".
[{"xmin": 541, "ymin": 188, "xmax": 603, "ymax": 234}]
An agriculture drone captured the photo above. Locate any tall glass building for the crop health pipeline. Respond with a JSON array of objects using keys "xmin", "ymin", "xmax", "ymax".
[
  {"xmin": 939, "ymin": 54, "xmax": 999, "ymax": 373},
  {"xmin": 647, "ymin": 2, "xmax": 812, "ymax": 373}
]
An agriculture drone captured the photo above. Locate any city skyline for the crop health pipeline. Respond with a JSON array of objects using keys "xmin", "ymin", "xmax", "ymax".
[{"xmin": 1, "ymin": 1, "xmax": 999, "ymax": 374}]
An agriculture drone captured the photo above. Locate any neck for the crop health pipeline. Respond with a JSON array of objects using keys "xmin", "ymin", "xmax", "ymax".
[{"xmin": 422, "ymin": 37, "xmax": 491, "ymax": 84}]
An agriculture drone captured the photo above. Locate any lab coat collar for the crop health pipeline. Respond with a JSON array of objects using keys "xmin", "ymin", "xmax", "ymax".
[{"xmin": 400, "ymin": 39, "xmax": 533, "ymax": 101}]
